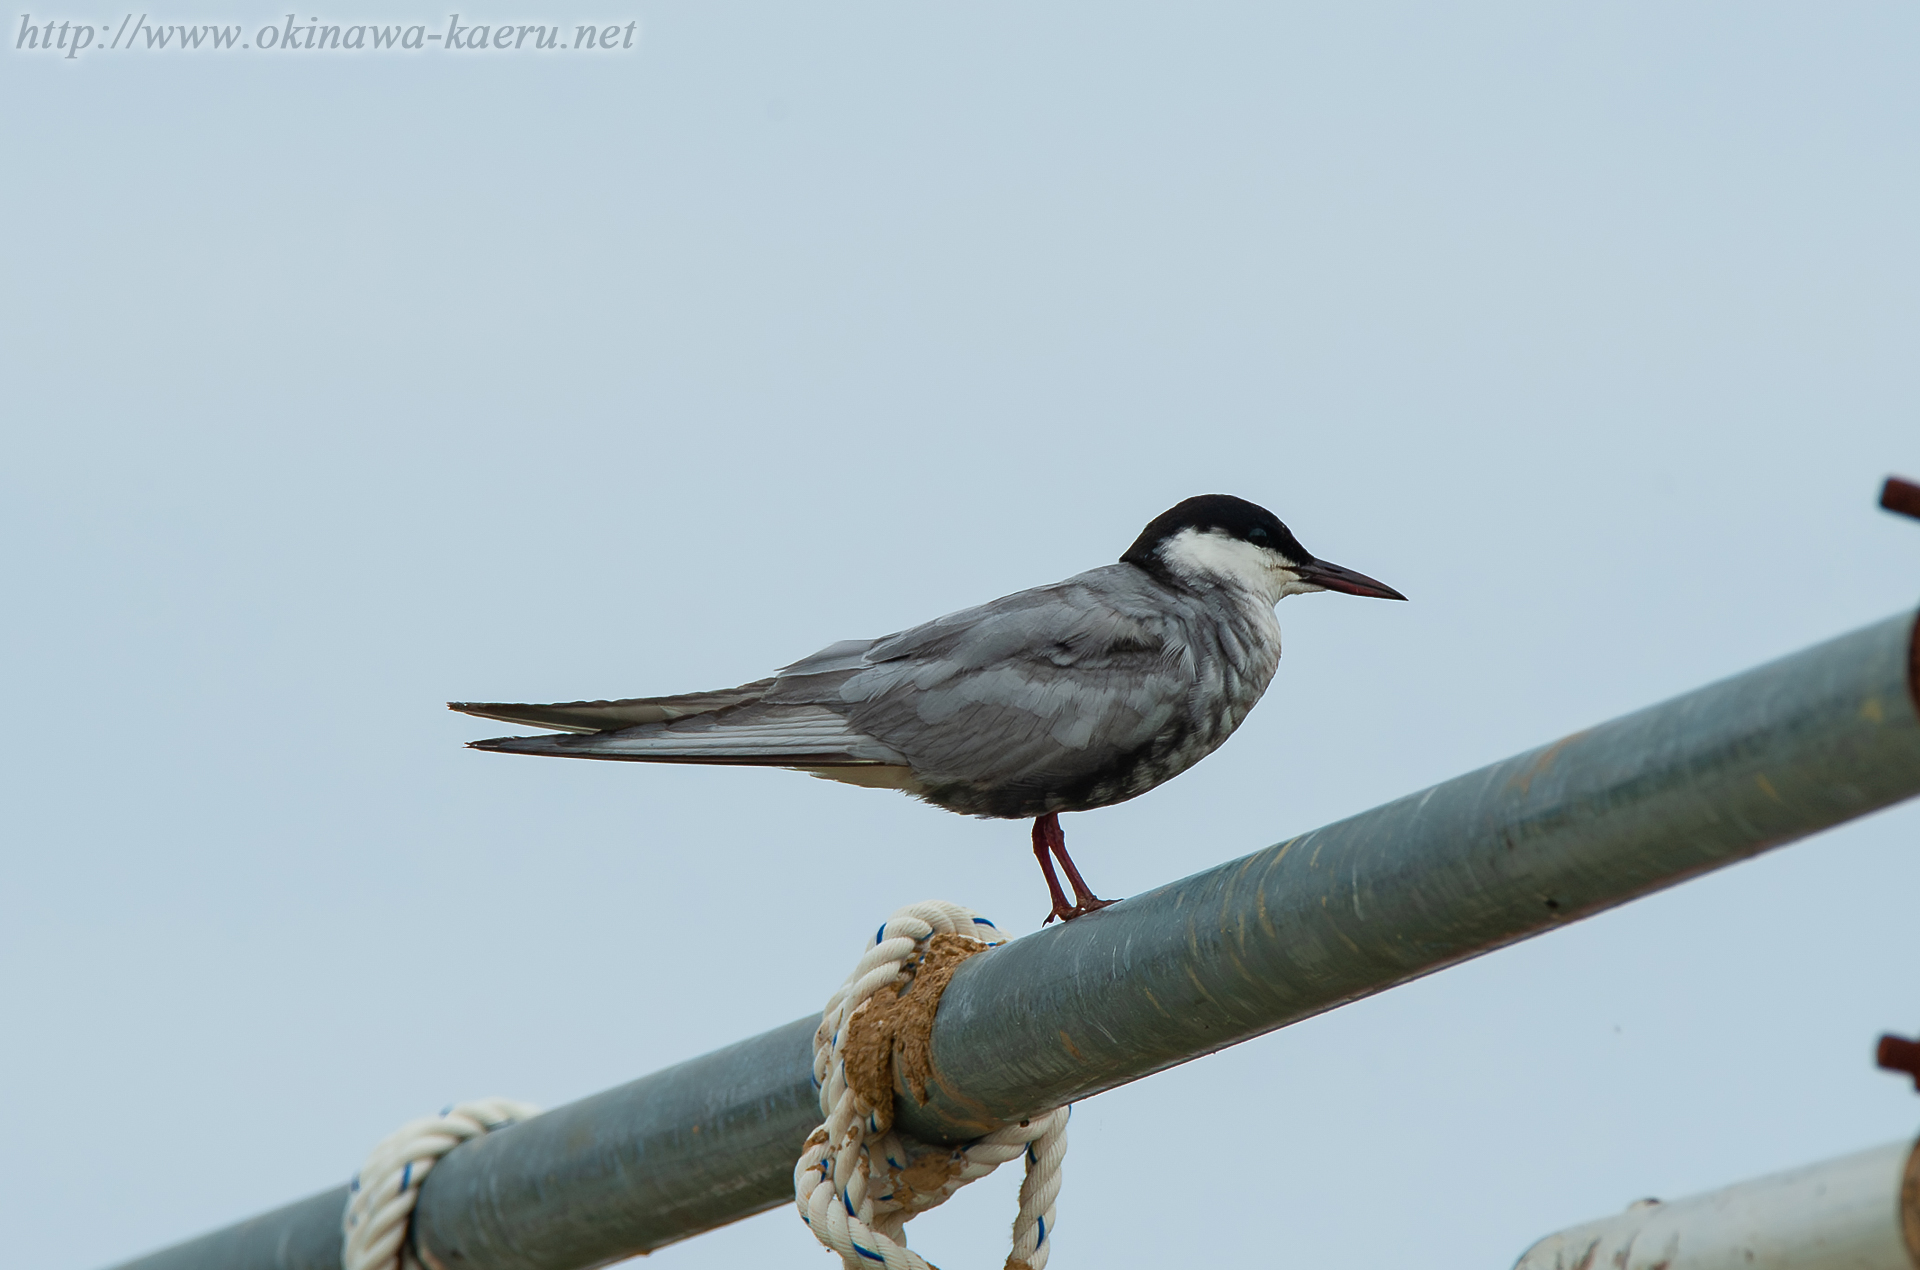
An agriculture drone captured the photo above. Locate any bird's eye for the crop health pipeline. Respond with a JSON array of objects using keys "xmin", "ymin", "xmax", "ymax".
[{"xmin": 1246, "ymin": 527, "xmax": 1270, "ymax": 544}]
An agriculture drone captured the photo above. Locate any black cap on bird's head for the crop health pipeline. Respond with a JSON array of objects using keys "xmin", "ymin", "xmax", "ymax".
[{"xmin": 1121, "ymin": 494, "xmax": 1406, "ymax": 601}]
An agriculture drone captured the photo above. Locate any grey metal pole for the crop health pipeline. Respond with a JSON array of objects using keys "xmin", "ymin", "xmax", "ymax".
[
  {"xmin": 110, "ymin": 610, "xmax": 1920, "ymax": 1270},
  {"xmin": 898, "ymin": 609, "xmax": 1920, "ymax": 1140},
  {"xmin": 1511, "ymin": 1137, "xmax": 1920, "ymax": 1270}
]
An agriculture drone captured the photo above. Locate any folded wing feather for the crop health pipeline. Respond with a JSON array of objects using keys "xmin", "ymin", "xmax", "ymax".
[{"xmin": 448, "ymin": 680, "xmax": 777, "ymax": 734}]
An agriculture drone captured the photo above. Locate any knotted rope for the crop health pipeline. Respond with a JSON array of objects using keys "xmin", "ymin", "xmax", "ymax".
[
  {"xmin": 795, "ymin": 901, "xmax": 1069, "ymax": 1270},
  {"xmin": 343, "ymin": 1097, "xmax": 540, "ymax": 1270}
]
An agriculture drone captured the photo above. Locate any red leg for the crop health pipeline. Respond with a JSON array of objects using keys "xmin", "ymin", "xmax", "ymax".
[
  {"xmin": 1033, "ymin": 813, "xmax": 1115, "ymax": 923},
  {"xmin": 1052, "ymin": 835, "xmax": 1114, "ymax": 916},
  {"xmin": 1031, "ymin": 815, "xmax": 1075, "ymax": 924}
]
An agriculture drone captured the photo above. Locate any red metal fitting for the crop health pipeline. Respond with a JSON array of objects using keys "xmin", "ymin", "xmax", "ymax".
[
  {"xmin": 1881, "ymin": 476, "xmax": 1920, "ymax": 521},
  {"xmin": 1875, "ymin": 1033, "xmax": 1920, "ymax": 1090}
]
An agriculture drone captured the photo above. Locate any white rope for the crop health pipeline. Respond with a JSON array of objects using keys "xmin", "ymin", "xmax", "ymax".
[
  {"xmin": 342, "ymin": 1096, "xmax": 540, "ymax": 1270},
  {"xmin": 795, "ymin": 901, "xmax": 1070, "ymax": 1270}
]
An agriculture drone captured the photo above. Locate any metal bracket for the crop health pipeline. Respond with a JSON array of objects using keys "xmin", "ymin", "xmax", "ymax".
[
  {"xmin": 1878, "ymin": 1034, "xmax": 1920, "ymax": 1092},
  {"xmin": 1882, "ymin": 476, "xmax": 1920, "ymax": 522}
]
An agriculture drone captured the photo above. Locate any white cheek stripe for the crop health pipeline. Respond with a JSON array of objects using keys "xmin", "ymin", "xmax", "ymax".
[{"xmin": 1159, "ymin": 528, "xmax": 1297, "ymax": 604}]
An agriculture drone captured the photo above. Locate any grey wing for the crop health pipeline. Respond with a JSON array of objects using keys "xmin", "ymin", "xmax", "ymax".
[
  {"xmin": 456, "ymin": 645, "xmax": 912, "ymax": 771},
  {"xmin": 466, "ymin": 698, "xmax": 912, "ymax": 768},
  {"xmin": 450, "ymin": 681, "xmax": 778, "ymax": 734},
  {"xmin": 451, "ymin": 566, "xmax": 1194, "ymax": 802},
  {"xmin": 809, "ymin": 566, "xmax": 1196, "ymax": 796}
]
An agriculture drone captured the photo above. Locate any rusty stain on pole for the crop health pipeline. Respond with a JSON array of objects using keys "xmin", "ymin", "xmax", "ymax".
[{"xmin": 108, "ymin": 609, "xmax": 1920, "ymax": 1270}]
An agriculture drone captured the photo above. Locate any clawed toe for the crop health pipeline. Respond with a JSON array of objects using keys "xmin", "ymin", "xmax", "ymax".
[{"xmin": 1044, "ymin": 895, "xmax": 1116, "ymax": 924}]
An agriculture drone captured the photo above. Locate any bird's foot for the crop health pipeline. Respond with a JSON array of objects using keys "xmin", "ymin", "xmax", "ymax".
[{"xmin": 1043, "ymin": 895, "xmax": 1117, "ymax": 925}]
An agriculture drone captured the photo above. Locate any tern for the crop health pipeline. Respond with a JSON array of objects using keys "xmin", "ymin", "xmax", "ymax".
[{"xmin": 453, "ymin": 495, "xmax": 1404, "ymax": 923}]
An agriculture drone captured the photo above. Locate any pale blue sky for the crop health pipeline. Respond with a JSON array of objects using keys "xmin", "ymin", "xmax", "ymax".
[{"xmin": 4, "ymin": 4, "xmax": 1918, "ymax": 1267}]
